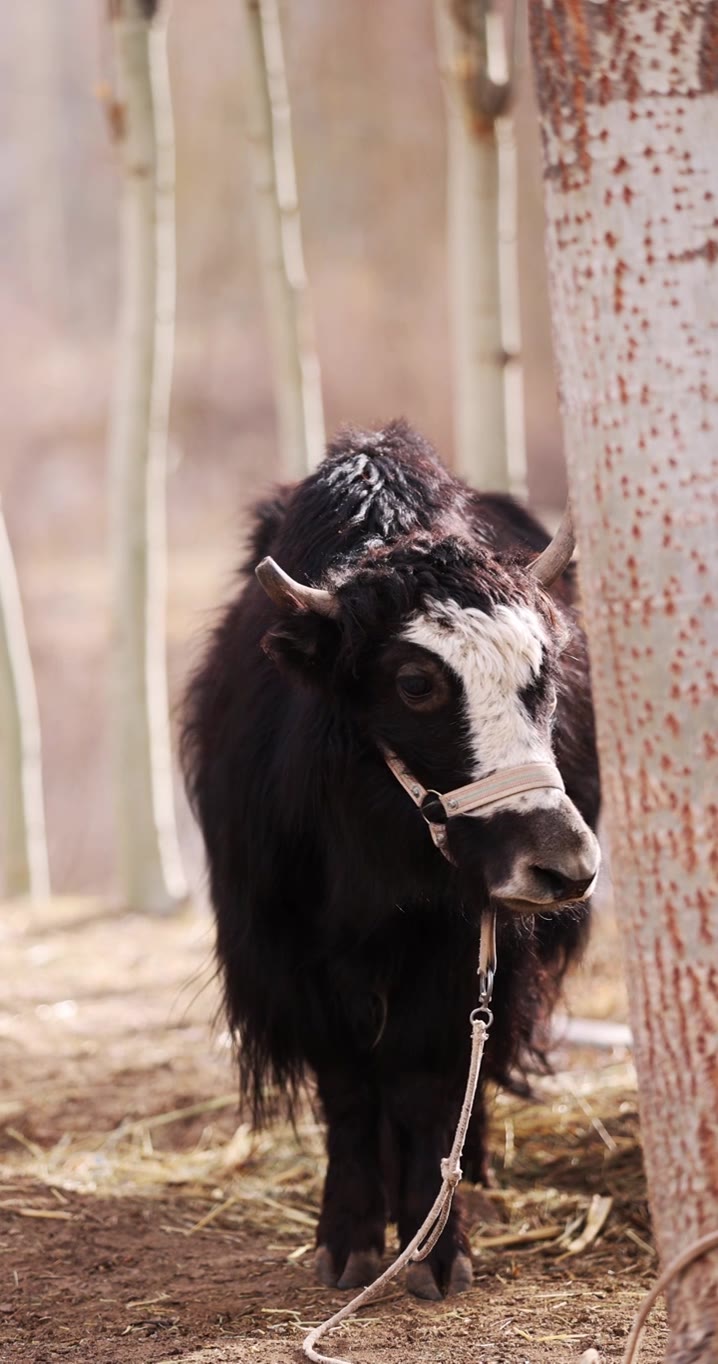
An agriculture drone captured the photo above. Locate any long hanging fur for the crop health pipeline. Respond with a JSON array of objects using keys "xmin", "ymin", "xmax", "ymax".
[{"xmin": 181, "ymin": 421, "xmax": 599, "ymax": 1129}]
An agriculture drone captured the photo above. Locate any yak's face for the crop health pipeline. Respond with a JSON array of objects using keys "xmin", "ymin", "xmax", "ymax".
[
  {"xmin": 362, "ymin": 595, "xmax": 599, "ymax": 911},
  {"xmin": 259, "ymin": 543, "xmax": 600, "ymax": 913}
]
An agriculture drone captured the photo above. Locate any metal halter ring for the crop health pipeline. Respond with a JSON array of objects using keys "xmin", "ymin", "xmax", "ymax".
[
  {"xmin": 477, "ymin": 965, "xmax": 495, "ymax": 1009},
  {"xmin": 470, "ymin": 1005, "xmax": 494, "ymax": 1029}
]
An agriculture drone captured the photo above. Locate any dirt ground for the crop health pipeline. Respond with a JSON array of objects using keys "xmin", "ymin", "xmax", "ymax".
[{"xmin": 0, "ymin": 896, "xmax": 665, "ymax": 1364}]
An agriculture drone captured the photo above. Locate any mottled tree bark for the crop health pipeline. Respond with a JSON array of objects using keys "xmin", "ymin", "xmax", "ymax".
[
  {"xmin": 107, "ymin": 0, "xmax": 186, "ymax": 912},
  {"xmin": 435, "ymin": 0, "xmax": 526, "ymax": 495},
  {"xmin": 529, "ymin": 3, "xmax": 718, "ymax": 1360}
]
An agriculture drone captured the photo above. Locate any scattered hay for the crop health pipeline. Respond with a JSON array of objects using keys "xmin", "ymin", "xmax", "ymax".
[
  {"xmin": 467, "ymin": 1056, "xmax": 653, "ymax": 1278},
  {"xmin": 0, "ymin": 1054, "xmax": 652, "ymax": 1273}
]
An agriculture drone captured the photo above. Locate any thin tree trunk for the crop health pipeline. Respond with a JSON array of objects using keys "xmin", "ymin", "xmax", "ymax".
[
  {"xmin": 239, "ymin": 0, "xmax": 325, "ymax": 478},
  {"xmin": 435, "ymin": 0, "xmax": 526, "ymax": 495},
  {"xmin": 14, "ymin": 0, "xmax": 67, "ymax": 319},
  {"xmin": 529, "ymin": 3, "xmax": 718, "ymax": 1359},
  {"xmin": 107, "ymin": 0, "xmax": 186, "ymax": 913},
  {"xmin": 0, "ymin": 503, "xmax": 49, "ymax": 900}
]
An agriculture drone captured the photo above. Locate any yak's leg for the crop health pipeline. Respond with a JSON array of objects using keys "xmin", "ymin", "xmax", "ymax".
[
  {"xmin": 384, "ymin": 1072, "xmax": 473, "ymax": 1300},
  {"xmin": 314, "ymin": 1068, "xmax": 385, "ymax": 1290}
]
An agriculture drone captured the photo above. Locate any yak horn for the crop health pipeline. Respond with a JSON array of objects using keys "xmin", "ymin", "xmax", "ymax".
[
  {"xmin": 530, "ymin": 503, "xmax": 575, "ymax": 587},
  {"xmin": 255, "ymin": 556, "xmax": 339, "ymax": 617}
]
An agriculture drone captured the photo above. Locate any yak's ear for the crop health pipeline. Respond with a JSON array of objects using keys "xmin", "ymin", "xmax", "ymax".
[
  {"xmin": 261, "ymin": 611, "xmax": 341, "ymax": 682},
  {"xmin": 255, "ymin": 557, "xmax": 342, "ymax": 682}
]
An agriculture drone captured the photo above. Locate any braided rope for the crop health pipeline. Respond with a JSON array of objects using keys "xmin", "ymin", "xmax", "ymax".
[
  {"xmin": 302, "ymin": 1008, "xmax": 491, "ymax": 1364},
  {"xmin": 296, "ymin": 885, "xmax": 717, "ymax": 1364},
  {"xmin": 621, "ymin": 1230, "xmax": 718, "ymax": 1364}
]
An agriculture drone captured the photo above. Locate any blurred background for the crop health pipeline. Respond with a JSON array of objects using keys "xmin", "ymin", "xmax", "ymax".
[{"xmin": 0, "ymin": 0, "xmax": 563, "ymax": 897}]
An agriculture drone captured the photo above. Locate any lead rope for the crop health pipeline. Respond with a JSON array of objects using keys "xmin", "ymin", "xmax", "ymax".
[
  {"xmin": 620, "ymin": 1230, "xmax": 718, "ymax": 1364},
  {"xmin": 298, "ymin": 893, "xmax": 716, "ymax": 1364},
  {"xmin": 302, "ymin": 908, "xmax": 497, "ymax": 1364}
]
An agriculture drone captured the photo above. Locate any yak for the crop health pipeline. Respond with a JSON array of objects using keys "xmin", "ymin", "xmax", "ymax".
[{"xmin": 181, "ymin": 420, "xmax": 600, "ymax": 1301}]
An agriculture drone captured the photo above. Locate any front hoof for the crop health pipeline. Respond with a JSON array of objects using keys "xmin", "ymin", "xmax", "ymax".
[
  {"xmin": 338, "ymin": 1249, "xmax": 382, "ymax": 1290},
  {"xmin": 406, "ymin": 1260, "xmax": 442, "ymax": 1301},
  {"xmin": 313, "ymin": 1245, "xmax": 338, "ymax": 1287},
  {"xmin": 447, "ymin": 1251, "xmax": 473, "ymax": 1296}
]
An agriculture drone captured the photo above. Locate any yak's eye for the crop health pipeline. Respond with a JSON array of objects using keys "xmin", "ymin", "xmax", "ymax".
[{"xmin": 397, "ymin": 671, "xmax": 434, "ymax": 701}]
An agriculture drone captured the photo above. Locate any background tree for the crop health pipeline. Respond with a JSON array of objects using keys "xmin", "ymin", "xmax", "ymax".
[
  {"xmin": 107, "ymin": 0, "xmax": 186, "ymax": 912},
  {"xmin": 529, "ymin": 2, "xmax": 718, "ymax": 1358},
  {"xmin": 435, "ymin": 0, "xmax": 525, "ymax": 494},
  {"xmin": 0, "ymin": 501, "xmax": 49, "ymax": 900},
  {"xmin": 239, "ymin": 0, "xmax": 325, "ymax": 477}
]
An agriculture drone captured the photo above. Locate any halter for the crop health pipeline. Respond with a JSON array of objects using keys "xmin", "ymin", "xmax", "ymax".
[{"xmin": 382, "ymin": 748, "xmax": 565, "ymax": 862}]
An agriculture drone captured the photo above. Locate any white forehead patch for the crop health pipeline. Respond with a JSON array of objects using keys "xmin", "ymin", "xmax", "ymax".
[{"xmin": 402, "ymin": 598, "xmax": 555, "ymax": 787}]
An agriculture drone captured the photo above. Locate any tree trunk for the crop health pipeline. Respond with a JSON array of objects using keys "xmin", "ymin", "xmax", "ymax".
[
  {"xmin": 0, "ymin": 503, "xmax": 49, "ymax": 900},
  {"xmin": 529, "ymin": 3, "xmax": 718, "ymax": 1359},
  {"xmin": 435, "ymin": 0, "xmax": 526, "ymax": 495},
  {"xmin": 14, "ymin": 0, "xmax": 67, "ymax": 319},
  {"xmin": 239, "ymin": 0, "xmax": 325, "ymax": 478},
  {"xmin": 107, "ymin": 0, "xmax": 186, "ymax": 913}
]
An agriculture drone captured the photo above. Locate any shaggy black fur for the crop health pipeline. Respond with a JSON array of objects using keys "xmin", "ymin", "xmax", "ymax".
[{"xmin": 181, "ymin": 420, "xmax": 600, "ymax": 1295}]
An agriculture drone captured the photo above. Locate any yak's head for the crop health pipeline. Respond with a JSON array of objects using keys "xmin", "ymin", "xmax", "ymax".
[{"xmin": 256, "ymin": 510, "xmax": 599, "ymax": 914}]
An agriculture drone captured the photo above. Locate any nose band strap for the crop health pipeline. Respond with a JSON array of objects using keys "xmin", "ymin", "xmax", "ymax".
[{"xmin": 382, "ymin": 750, "xmax": 565, "ymax": 861}]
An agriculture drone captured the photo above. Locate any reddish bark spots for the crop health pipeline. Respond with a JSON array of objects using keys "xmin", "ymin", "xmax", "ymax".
[
  {"xmin": 705, "ymin": 733, "xmax": 718, "ymax": 761},
  {"xmin": 699, "ymin": 1, "xmax": 718, "ymax": 92},
  {"xmin": 605, "ymin": 230, "xmax": 618, "ymax": 249},
  {"xmin": 666, "ymin": 714, "xmax": 681, "ymax": 737},
  {"xmin": 597, "ymin": 71, "xmax": 611, "ymax": 105}
]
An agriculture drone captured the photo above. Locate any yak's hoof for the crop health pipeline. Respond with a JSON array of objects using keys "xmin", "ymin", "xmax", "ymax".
[
  {"xmin": 447, "ymin": 1252, "xmax": 473, "ymax": 1296},
  {"xmin": 338, "ymin": 1249, "xmax": 382, "ymax": 1290},
  {"xmin": 313, "ymin": 1245, "xmax": 338, "ymax": 1287},
  {"xmin": 406, "ymin": 1260, "xmax": 442, "ymax": 1301}
]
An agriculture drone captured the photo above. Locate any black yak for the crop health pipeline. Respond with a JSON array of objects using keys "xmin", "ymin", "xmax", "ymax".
[{"xmin": 181, "ymin": 421, "xmax": 600, "ymax": 1300}]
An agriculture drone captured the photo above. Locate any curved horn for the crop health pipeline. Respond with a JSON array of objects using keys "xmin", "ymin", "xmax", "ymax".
[
  {"xmin": 529, "ymin": 503, "xmax": 575, "ymax": 587},
  {"xmin": 255, "ymin": 557, "xmax": 339, "ymax": 617}
]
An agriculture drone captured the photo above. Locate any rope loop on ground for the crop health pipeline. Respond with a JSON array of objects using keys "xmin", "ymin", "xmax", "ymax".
[{"xmin": 621, "ymin": 1229, "xmax": 718, "ymax": 1364}]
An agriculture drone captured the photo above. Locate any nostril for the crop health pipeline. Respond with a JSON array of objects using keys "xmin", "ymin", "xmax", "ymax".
[{"xmin": 531, "ymin": 867, "xmax": 595, "ymax": 902}]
